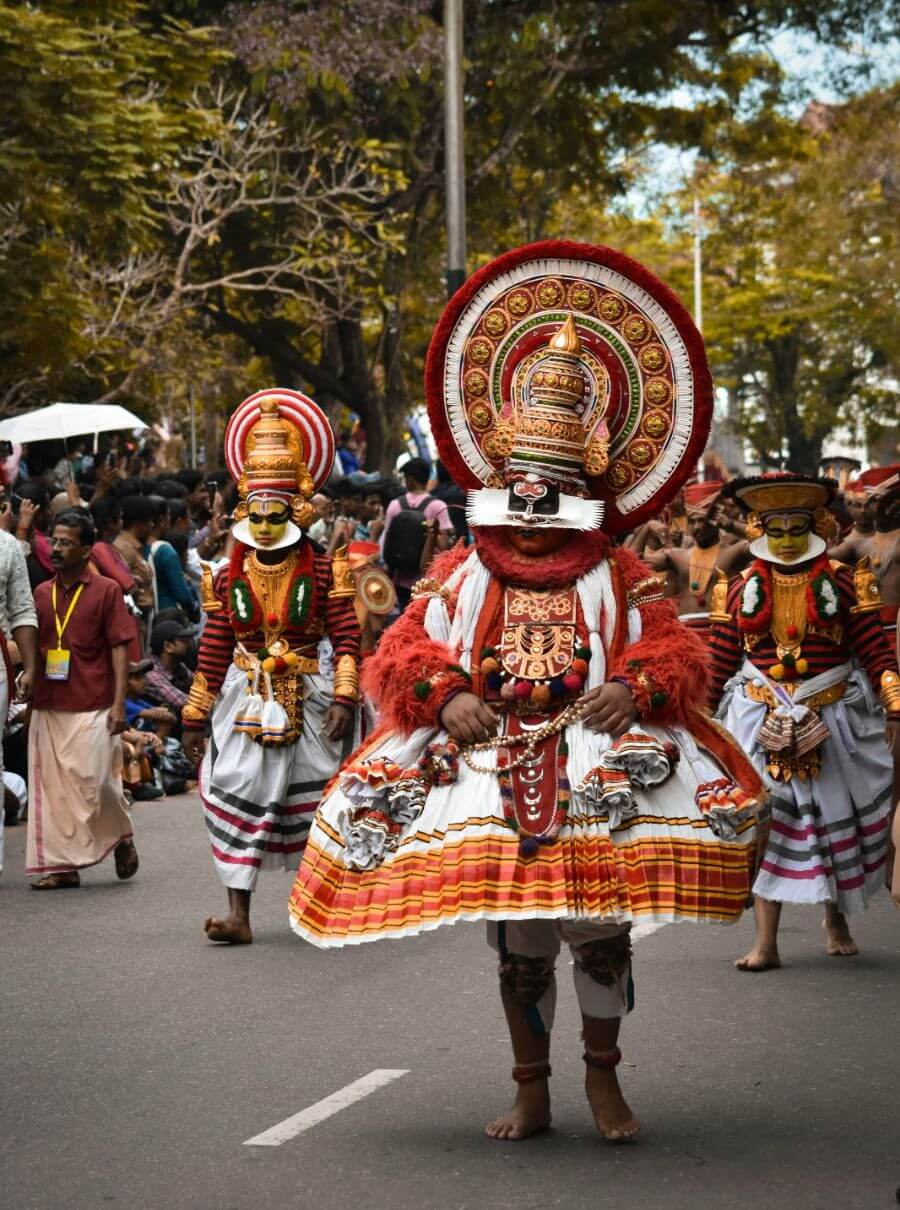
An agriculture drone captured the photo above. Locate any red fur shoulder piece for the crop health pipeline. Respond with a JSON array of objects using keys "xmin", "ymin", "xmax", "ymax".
[
  {"xmin": 473, "ymin": 527, "xmax": 611, "ymax": 587},
  {"xmin": 607, "ymin": 544, "xmax": 659, "ymax": 590}
]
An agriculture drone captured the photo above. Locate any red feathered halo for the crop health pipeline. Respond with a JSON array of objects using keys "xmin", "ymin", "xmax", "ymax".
[
  {"xmin": 226, "ymin": 541, "xmax": 316, "ymax": 637},
  {"xmin": 738, "ymin": 556, "xmax": 841, "ymax": 636},
  {"xmin": 424, "ymin": 240, "xmax": 713, "ymax": 536}
]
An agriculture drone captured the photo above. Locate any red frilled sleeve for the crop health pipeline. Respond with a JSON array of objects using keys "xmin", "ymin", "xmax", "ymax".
[
  {"xmin": 607, "ymin": 545, "xmax": 711, "ymax": 726},
  {"xmin": 360, "ymin": 544, "xmax": 472, "ymax": 734}
]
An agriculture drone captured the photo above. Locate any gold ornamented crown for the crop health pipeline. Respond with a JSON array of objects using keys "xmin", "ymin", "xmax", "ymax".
[{"xmin": 235, "ymin": 397, "xmax": 316, "ymax": 528}]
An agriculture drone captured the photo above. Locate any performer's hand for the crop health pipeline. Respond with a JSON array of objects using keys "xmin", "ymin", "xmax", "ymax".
[
  {"xmin": 324, "ymin": 703, "xmax": 354, "ymax": 742},
  {"xmin": 439, "ymin": 692, "xmax": 498, "ymax": 744},
  {"xmin": 182, "ymin": 730, "xmax": 207, "ymax": 766},
  {"xmin": 577, "ymin": 682, "xmax": 638, "ymax": 736},
  {"xmin": 886, "ymin": 718, "xmax": 900, "ymax": 756},
  {"xmin": 107, "ymin": 704, "xmax": 127, "ymax": 736}
]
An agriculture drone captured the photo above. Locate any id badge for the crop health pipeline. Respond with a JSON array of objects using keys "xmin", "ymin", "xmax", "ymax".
[{"xmin": 45, "ymin": 648, "xmax": 71, "ymax": 682}]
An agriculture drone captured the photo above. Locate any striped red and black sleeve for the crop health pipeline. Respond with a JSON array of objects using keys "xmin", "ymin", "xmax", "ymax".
[
  {"xmin": 838, "ymin": 565, "xmax": 898, "ymax": 690},
  {"xmin": 194, "ymin": 567, "xmax": 236, "ymax": 697},
  {"xmin": 708, "ymin": 579, "xmax": 743, "ymax": 709}
]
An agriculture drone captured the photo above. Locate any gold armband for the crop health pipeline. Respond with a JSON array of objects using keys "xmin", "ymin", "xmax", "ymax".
[
  {"xmin": 200, "ymin": 561, "xmax": 223, "ymax": 613},
  {"xmin": 328, "ymin": 544, "xmax": 356, "ymax": 600},
  {"xmin": 708, "ymin": 569, "xmax": 730, "ymax": 623},
  {"xmin": 626, "ymin": 575, "xmax": 667, "ymax": 608},
  {"xmin": 850, "ymin": 555, "xmax": 881, "ymax": 614},
  {"xmin": 182, "ymin": 671, "xmax": 216, "ymax": 723},
  {"xmin": 333, "ymin": 654, "xmax": 360, "ymax": 703},
  {"xmin": 880, "ymin": 670, "xmax": 900, "ymax": 717}
]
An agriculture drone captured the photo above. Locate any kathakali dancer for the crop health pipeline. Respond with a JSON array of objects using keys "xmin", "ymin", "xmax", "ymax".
[
  {"xmin": 708, "ymin": 473, "xmax": 899, "ymax": 971},
  {"xmin": 289, "ymin": 242, "xmax": 767, "ymax": 1143},
  {"xmin": 182, "ymin": 390, "xmax": 361, "ymax": 944}
]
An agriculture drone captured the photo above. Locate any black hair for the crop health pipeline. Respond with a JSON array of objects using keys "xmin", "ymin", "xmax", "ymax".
[
  {"xmin": 91, "ymin": 496, "xmax": 122, "ymax": 534},
  {"xmin": 401, "ymin": 457, "xmax": 431, "ymax": 487},
  {"xmin": 121, "ymin": 495, "xmax": 157, "ymax": 526},
  {"xmin": 435, "ymin": 459, "xmax": 452, "ymax": 485},
  {"xmin": 112, "ymin": 476, "xmax": 146, "ymax": 501},
  {"xmin": 17, "ymin": 479, "xmax": 50, "ymax": 508},
  {"xmin": 146, "ymin": 495, "xmax": 170, "ymax": 526},
  {"xmin": 53, "ymin": 510, "xmax": 96, "ymax": 547},
  {"xmin": 164, "ymin": 529, "xmax": 189, "ymax": 562},
  {"xmin": 153, "ymin": 479, "xmax": 189, "ymax": 500},
  {"xmin": 175, "ymin": 469, "xmax": 205, "ymax": 492},
  {"xmin": 167, "ymin": 499, "xmax": 189, "ymax": 525}
]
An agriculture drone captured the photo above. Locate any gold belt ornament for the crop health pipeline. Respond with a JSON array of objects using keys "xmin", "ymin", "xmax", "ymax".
[
  {"xmin": 234, "ymin": 648, "xmax": 319, "ymax": 676},
  {"xmin": 744, "ymin": 678, "xmax": 846, "ymax": 712}
]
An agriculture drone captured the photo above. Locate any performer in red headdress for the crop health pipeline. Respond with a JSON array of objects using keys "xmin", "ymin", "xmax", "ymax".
[
  {"xmin": 288, "ymin": 243, "xmax": 766, "ymax": 1142},
  {"xmin": 182, "ymin": 390, "xmax": 361, "ymax": 944}
]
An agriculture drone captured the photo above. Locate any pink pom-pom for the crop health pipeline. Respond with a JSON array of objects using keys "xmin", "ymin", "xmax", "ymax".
[
  {"xmin": 500, "ymin": 680, "xmax": 519, "ymax": 702},
  {"xmin": 514, "ymin": 680, "xmax": 533, "ymax": 700},
  {"xmin": 563, "ymin": 673, "xmax": 583, "ymax": 693}
]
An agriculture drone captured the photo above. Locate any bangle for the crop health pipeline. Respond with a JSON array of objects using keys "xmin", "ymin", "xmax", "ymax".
[
  {"xmin": 332, "ymin": 654, "xmax": 360, "ymax": 703},
  {"xmin": 182, "ymin": 671, "xmax": 215, "ymax": 723},
  {"xmin": 880, "ymin": 670, "xmax": 900, "ymax": 717}
]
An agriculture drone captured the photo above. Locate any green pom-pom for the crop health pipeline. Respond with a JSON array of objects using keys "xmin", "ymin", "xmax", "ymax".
[
  {"xmin": 448, "ymin": 663, "xmax": 472, "ymax": 683},
  {"xmin": 257, "ymin": 647, "xmax": 269, "ymax": 660},
  {"xmin": 480, "ymin": 646, "xmax": 497, "ymax": 661},
  {"xmin": 575, "ymin": 645, "xmax": 592, "ymax": 661},
  {"xmin": 627, "ymin": 658, "xmax": 642, "ymax": 670},
  {"xmin": 650, "ymin": 691, "xmax": 668, "ymax": 710},
  {"xmin": 414, "ymin": 681, "xmax": 432, "ymax": 700},
  {"xmin": 782, "ymin": 652, "xmax": 796, "ymax": 669}
]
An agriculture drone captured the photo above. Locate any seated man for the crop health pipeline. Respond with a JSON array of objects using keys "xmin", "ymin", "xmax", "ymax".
[
  {"xmin": 145, "ymin": 621, "xmax": 194, "ymax": 716},
  {"xmin": 126, "ymin": 658, "xmax": 178, "ymax": 739}
]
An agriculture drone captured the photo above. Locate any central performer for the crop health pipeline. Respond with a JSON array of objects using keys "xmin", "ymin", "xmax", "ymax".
[{"xmin": 288, "ymin": 242, "xmax": 766, "ymax": 1143}]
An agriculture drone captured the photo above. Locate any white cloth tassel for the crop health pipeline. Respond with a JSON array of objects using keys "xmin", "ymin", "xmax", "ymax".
[{"xmin": 449, "ymin": 553, "xmax": 491, "ymax": 672}]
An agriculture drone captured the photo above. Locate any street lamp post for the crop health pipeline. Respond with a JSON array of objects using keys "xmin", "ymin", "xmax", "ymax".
[{"xmin": 444, "ymin": 0, "xmax": 466, "ymax": 298}]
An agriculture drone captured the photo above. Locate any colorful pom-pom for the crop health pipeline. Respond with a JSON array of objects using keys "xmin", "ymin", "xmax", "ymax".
[
  {"xmin": 480, "ymin": 657, "xmax": 500, "ymax": 674},
  {"xmin": 256, "ymin": 647, "xmax": 269, "ymax": 661},
  {"xmin": 769, "ymin": 663, "xmax": 784, "ymax": 681},
  {"xmin": 575, "ymin": 645, "xmax": 592, "ymax": 661},
  {"xmin": 500, "ymin": 680, "xmax": 519, "ymax": 702},
  {"xmin": 480, "ymin": 647, "xmax": 497, "ymax": 661},
  {"xmin": 273, "ymin": 656, "xmax": 288, "ymax": 675},
  {"xmin": 283, "ymin": 651, "xmax": 299, "ymax": 668},
  {"xmin": 519, "ymin": 836, "xmax": 540, "ymax": 857},
  {"xmin": 782, "ymin": 652, "xmax": 796, "ymax": 669},
  {"xmin": 562, "ymin": 673, "xmax": 583, "ymax": 693},
  {"xmin": 571, "ymin": 658, "xmax": 589, "ymax": 678},
  {"xmin": 261, "ymin": 657, "xmax": 277, "ymax": 674},
  {"xmin": 486, "ymin": 671, "xmax": 503, "ymax": 691},
  {"xmin": 786, "ymin": 623, "xmax": 799, "ymax": 640},
  {"xmin": 795, "ymin": 658, "xmax": 809, "ymax": 675},
  {"xmin": 650, "ymin": 691, "xmax": 668, "ymax": 710},
  {"xmin": 266, "ymin": 611, "xmax": 280, "ymax": 627},
  {"xmin": 549, "ymin": 677, "xmax": 566, "ymax": 698},
  {"xmin": 530, "ymin": 684, "xmax": 552, "ymax": 707},
  {"xmin": 414, "ymin": 680, "xmax": 432, "ymax": 700},
  {"xmin": 514, "ymin": 680, "xmax": 533, "ymax": 700}
]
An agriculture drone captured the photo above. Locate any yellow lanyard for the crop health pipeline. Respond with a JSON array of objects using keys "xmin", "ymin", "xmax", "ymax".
[{"xmin": 51, "ymin": 581, "xmax": 84, "ymax": 650}]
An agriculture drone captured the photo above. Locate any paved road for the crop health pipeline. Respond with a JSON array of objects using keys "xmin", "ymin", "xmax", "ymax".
[{"xmin": 3, "ymin": 794, "xmax": 899, "ymax": 1210}]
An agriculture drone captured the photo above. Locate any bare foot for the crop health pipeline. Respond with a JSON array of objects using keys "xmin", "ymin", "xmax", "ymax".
[
  {"xmin": 485, "ymin": 1080, "xmax": 551, "ymax": 1141},
  {"xmin": 585, "ymin": 1066, "xmax": 639, "ymax": 1143},
  {"xmin": 823, "ymin": 916, "xmax": 858, "ymax": 957},
  {"xmin": 735, "ymin": 942, "xmax": 781, "ymax": 972},
  {"xmin": 204, "ymin": 915, "xmax": 253, "ymax": 945},
  {"xmin": 31, "ymin": 872, "xmax": 81, "ymax": 890}
]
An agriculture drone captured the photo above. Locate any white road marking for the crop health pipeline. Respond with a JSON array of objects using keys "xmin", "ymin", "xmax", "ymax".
[{"xmin": 243, "ymin": 1069, "xmax": 410, "ymax": 1147}]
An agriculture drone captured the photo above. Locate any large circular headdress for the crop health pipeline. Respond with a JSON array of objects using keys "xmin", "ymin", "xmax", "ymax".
[{"xmin": 424, "ymin": 240, "xmax": 713, "ymax": 535}]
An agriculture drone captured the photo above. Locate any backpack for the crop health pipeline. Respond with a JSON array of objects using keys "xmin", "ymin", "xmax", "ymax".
[{"xmin": 382, "ymin": 494, "xmax": 432, "ymax": 574}]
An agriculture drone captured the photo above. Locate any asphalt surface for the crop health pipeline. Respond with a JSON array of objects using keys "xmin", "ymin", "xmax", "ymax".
[{"xmin": 2, "ymin": 793, "xmax": 899, "ymax": 1210}]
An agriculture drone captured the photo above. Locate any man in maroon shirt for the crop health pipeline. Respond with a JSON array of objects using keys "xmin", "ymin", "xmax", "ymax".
[{"xmin": 26, "ymin": 511, "xmax": 140, "ymax": 889}]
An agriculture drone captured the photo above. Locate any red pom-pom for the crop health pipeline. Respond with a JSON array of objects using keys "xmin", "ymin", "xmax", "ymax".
[
  {"xmin": 267, "ymin": 611, "xmax": 280, "ymax": 627},
  {"xmin": 514, "ymin": 680, "xmax": 533, "ymax": 700},
  {"xmin": 273, "ymin": 656, "xmax": 288, "ymax": 674},
  {"xmin": 571, "ymin": 658, "xmax": 589, "ymax": 677},
  {"xmin": 563, "ymin": 673, "xmax": 583, "ymax": 693}
]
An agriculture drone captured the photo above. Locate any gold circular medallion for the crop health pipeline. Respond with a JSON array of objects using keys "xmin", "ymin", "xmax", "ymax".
[
  {"xmin": 507, "ymin": 288, "xmax": 533, "ymax": 316},
  {"xmin": 483, "ymin": 309, "xmax": 508, "ymax": 337},
  {"xmin": 622, "ymin": 314, "xmax": 650, "ymax": 344},
  {"xmin": 644, "ymin": 377, "xmax": 671, "ymax": 406},
  {"xmin": 599, "ymin": 294, "xmax": 626, "ymax": 322},
  {"xmin": 639, "ymin": 344, "xmax": 666, "ymax": 372},
  {"xmin": 606, "ymin": 459, "xmax": 636, "ymax": 489},
  {"xmin": 467, "ymin": 337, "xmax": 493, "ymax": 365},
  {"xmin": 567, "ymin": 282, "xmax": 596, "ymax": 312},
  {"xmin": 468, "ymin": 402, "xmax": 493, "ymax": 431},
  {"xmin": 627, "ymin": 439, "xmax": 656, "ymax": 468},
  {"xmin": 641, "ymin": 410, "xmax": 669, "ymax": 439},
  {"xmin": 536, "ymin": 278, "xmax": 564, "ymax": 307},
  {"xmin": 463, "ymin": 369, "xmax": 488, "ymax": 396}
]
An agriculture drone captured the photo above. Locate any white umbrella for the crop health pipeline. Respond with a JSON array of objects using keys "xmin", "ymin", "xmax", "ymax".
[{"xmin": 0, "ymin": 402, "xmax": 147, "ymax": 445}]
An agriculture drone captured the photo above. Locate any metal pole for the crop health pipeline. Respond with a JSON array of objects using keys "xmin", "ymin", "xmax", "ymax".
[
  {"xmin": 444, "ymin": 0, "xmax": 466, "ymax": 298},
  {"xmin": 693, "ymin": 196, "xmax": 703, "ymax": 333},
  {"xmin": 189, "ymin": 385, "xmax": 197, "ymax": 469}
]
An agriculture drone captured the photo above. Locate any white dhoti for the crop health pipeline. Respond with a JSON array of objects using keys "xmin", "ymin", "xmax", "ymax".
[
  {"xmin": 200, "ymin": 663, "xmax": 359, "ymax": 891},
  {"xmin": 25, "ymin": 709, "xmax": 132, "ymax": 876},
  {"xmin": 718, "ymin": 663, "xmax": 892, "ymax": 914}
]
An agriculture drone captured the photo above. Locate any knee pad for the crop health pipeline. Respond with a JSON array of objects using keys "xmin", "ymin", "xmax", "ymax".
[
  {"xmin": 573, "ymin": 932, "xmax": 633, "ymax": 987},
  {"xmin": 498, "ymin": 953, "xmax": 556, "ymax": 1008}
]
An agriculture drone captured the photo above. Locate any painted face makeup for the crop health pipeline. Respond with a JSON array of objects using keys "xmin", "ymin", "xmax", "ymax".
[
  {"xmin": 763, "ymin": 513, "xmax": 812, "ymax": 563},
  {"xmin": 247, "ymin": 503, "xmax": 291, "ymax": 548}
]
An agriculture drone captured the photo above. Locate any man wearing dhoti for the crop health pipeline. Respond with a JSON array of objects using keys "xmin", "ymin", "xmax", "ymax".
[
  {"xmin": 182, "ymin": 390, "xmax": 361, "ymax": 945},
  {"xmin": 708, "ymin": 473, "xmax": 899, "ymax": 969},
  {"xmin": 26, "ymin": 511, "xmax": 138, "ymax": 889}
]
